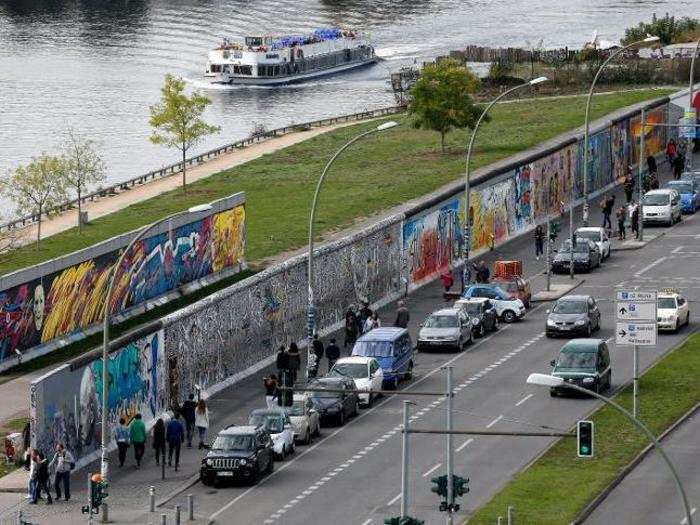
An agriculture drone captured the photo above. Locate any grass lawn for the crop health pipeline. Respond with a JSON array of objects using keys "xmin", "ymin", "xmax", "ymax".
[
  {"xmin": 0, "ymin": 88, "xmax": 674, "ymax": 276},
  {"xmin": 468, "ymin": 332, "xmax": 700, "ymax": 524}
]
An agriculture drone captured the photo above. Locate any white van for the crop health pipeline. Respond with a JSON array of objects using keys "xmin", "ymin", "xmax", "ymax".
[{"xmin": 642, "ymin": 189, "xmax": 681, "ymax": 226}]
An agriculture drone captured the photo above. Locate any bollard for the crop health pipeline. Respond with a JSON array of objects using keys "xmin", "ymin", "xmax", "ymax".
[
  {"xmin": 150, "ymin": 486, "xmax": 156, "ymax": 512},
  {"xmin": 175, "ymin": 505, "xmax": 181, "ymax": 525},
  {"xmin": 161, "ymin": 514, "xmax": 167, "ymax": 525},
  {"xmin": 497, "ymin": 517, "xmax": 503, "ymax": 525},
  {"xmin": 187, "ymin": 494, "xmax": 194, "ymax": 521},
  {"xmin": 507, "ymin": 505, "xmax": 514, "ymax": 525},
  {"xmin": 101, "ymin": 502, "xmax": 109, "ymax": 523},
  {"xmin": 162, "ymin": 457, "xmax": 165, "ymax": 480}
]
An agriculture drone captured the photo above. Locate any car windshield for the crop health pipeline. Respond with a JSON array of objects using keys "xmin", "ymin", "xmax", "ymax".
[
  {"xmin": 643, "ymin": 193, "xmax": 669, "ymax": 205},
  {"xmin": 310, "ymin": 387, "xmax": 342, "ymax": 400},
  {"xmin": 560, "ymin": 241, "xmax": 589, "ymax": 253},
  {"xmin": 553, "ymin": 301, "xmax": 587, "ymax": 314},
  {"xmin": 212, "ymin": 435, "xmax": 253, "ymax": 451},
  {"xmin": 666, "ymin": 182, "xmax": 692, "ymax": 194},
  {"xmin": 658, "ymin": 298, "xmax": 676, "ymax": 309},
  {"xmin": 424, "ymin": 315, "xmax": 459, "ymax": 328},
  {"xmin": 557, "ymin": 352, "xmax": 597, "ymax": 369},
  {"xmin": 286, "ymin": 400, "xmax": 305, "ymax": 416},
  {"xmin": 501, "ymin": 281, "xmax": 519, "ymax": 292},
  {"xmin": 248, "ymin": 414, "xmax": 285, "ymax": 433},
  {"xmin": 353, "ymin": 340, "xmax": 393, "ymax": 357},
  {"xmin": 329, "ymin": 363, "xmax": 368, "ymax": 379},
  {"xmin": 463, "ymin": 303, "xmax": 482, "ymax": 315},
  {"xmin": 576, "ymin": 231, "xmax": 601, "ymax": 242}
]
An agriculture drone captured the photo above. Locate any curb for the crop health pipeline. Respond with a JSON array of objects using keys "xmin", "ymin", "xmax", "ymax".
[
  {"xmin": 156, "ymin": 473, "xmax": 201, "ymax": 508},
  {"xmin": 531, "ymin": 279, "xmax": 585, "ymax": 303},
  {"xmin": 612, "ymin": 231, "xmax": 666, "ymax": 252},
  {"xmin": 572, "ymin": 400, "xmax": 700, "ymax": 524}
]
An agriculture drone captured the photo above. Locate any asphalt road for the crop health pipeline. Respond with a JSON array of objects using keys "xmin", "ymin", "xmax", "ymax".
[
  {"xmin": 158, "ymin": 168, "xmax": 700, "ymax": 525},
  {"xmin": 585, "ymin": 411, "xmax": 700, "ymax": 525}
]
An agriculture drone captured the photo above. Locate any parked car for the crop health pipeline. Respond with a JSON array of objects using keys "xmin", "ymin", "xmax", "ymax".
[
  {"xmin": 307, "ymin": 377, "xmax": 360, "ymax": 426},
  {"xmin": 284, "ymin": 394, "xmax": 321, "ymax": 445},
  {"xmin": 642, "ymin": 189, "xmax": 681, "ymax": 225},
  {"xmin": 663, "ymin": 180, "xmax": 700, "ymax": 213},
  {"xmin": 551, "ymin": 239, "xmax": 601, "ymax": 274},
  {"xmin": 352, "ymin": 327, "xmax": 415, "ymax": 389},
  {"xmin": 462, "ymin": 285, "xmax": 526, "ymax": 323},
  {"xmin": 454, "ymin": 297, "xmax": 499, "ymax": 336},
  {"xmin": 247, "ymin": 408, "xmax": 295, "ymax": 460},
  {"xmin": 417, "ymin": 308, "xmax": 473, "ymax": 352},
  {"xmin": 491, "ymin": 274, "xmax": 532, "ymax": 308},
  {"xmin": 200, "ymin": 425, "xmax": 274, "ymax": 486},
  {"xmin": 657, "ymin": 289, "xmax": 690, "ymax": 332},
  {"xmin": 328, "ymin": 356, "xmax": 383, "ymax": 407},
  {"xmin": 680, "ymin": 171, "xmax": 700, "ymax": 186},
  {"xmin": 549, "ymin": 339, "xmax": 612, "ymax": 396},
  {"xmin": 574, "ymin": 227, "xmax": 611, "ymax": 259},
  {"xmin": 546, "ymin": 295, "xmax": 601, "ymax": 337}
]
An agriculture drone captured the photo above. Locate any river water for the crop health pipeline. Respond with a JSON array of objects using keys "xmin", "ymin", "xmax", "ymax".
[{"xmin": 1, "ymin": 0, "xmax": 697, "ymax": 195}]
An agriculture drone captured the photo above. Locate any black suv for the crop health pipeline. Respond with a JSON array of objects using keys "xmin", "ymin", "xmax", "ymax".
[
  {"xmin": 200, "ymin": 425, "xmax": 274, "ymax": 486},
  {"xmin": 309, "ymin": 377, "xmax": 360, "ymax": 426}
]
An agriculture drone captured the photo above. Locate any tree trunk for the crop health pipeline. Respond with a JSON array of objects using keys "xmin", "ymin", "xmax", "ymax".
[
  {"xmin": 182, "ymin": 147, "xmax": 187, "ymax": 191},
  {"xmin": 77, "ymin": 186, "xmax": 82, "ymax": 233},
  {"xmin": 440, "ymin": 131, "xmax": 446, "ymax": 153},
  {"xmin": 36, "ymin": 204, "xmax": 42, "ymax": 249}
]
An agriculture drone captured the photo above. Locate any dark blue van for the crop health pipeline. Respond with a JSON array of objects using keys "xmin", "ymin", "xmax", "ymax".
[{"xmin": 351, "ymin": 327, "xmax": 414, "ymax": 389}]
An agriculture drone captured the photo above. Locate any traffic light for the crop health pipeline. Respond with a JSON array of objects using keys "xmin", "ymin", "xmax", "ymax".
[
  {"xmin": 577, "ymin": 420, "xmax": 594, "ymax": 458},
  {"xmin": 549, "ymin": 220, "xmax": 559, "ymax": 241},
  {"xmin": 384, "ymin": 518, "xmax": 424, "ymax": 525},
  {"xmin": 431, "ymin": 475, "xmax": 448, "ymax": 498},
  {"xmin": 82, "ymin": 473, "xmax": 108, "ymax": 514},
  {"xmin": 453, "ymin": 475, "xmax": 470, "ymax": 497},
  {"xmin": 277, "ymin": 370, "xmax": 294, "ymax": 407}
]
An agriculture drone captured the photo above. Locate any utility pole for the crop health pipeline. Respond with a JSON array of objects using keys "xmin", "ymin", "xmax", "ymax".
[
  {"xmin": 633, "ymin": 343, "xmax": 639, "ymax": 418},
  {"xmin": 638, "ymin": 108, "xmax": 646, "ymax": 243},
  {"xmin": 546, "ymin": 217, "xmax": 551, "ymax": 291},
  {"xmin": 445, "ymin": 366, "xmax": 454, "ymax": 525}
]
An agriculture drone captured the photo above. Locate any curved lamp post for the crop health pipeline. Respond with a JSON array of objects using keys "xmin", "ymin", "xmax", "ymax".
[
  {"xmin": 306, "ymin": 120, "xmax": 398, "ymax": 378},
  {"xmin": 689, "ymin": 39, "xmax": 700, "ymax": 169},
  {"xmin": 100, "ymin": 203, "xmax": 213, "ymax": 486},
  {"xmin": 526, "ymin": 373, "xmax": 693, "ymax": 525},
  {"xmin": 581, "ymin": 35, "xmax": 660, "ymax": 224},
  {"xmin": 462, "ymin": 76, "xmax": 548, "ymax": 282}
]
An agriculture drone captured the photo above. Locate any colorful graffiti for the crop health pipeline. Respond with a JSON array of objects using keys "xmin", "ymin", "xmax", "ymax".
[
  {"xmin": 612, "ymin": 119, "xmax": 631, "ymax": 182},
  {"xmin": 470, "ymin": 178, "xmax": 515, "ymax": 252},
  {"xmin": 527, "ymin": 145, "xmax": 576, "ymax": 222},
  {"xmin": 575, "ymin": 129, "xmax": 613, "ymax": 199},
  {"xmin": 0, "ymin": 203, "xmax": 245, "ymax": 363},
  {"xmin": 631, "ymin": 108, "xmax": 667, "ymax": 166}
]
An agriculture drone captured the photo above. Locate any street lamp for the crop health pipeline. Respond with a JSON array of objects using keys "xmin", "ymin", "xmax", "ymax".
[
  {"xmin": 689, "ymin": 39, "xmax": 700, "ymax": 167},
  {"xmin": 526, "ymin": 373, "xmax": 693, "ymax": 525},
  {"xmin": 581, "ymin": 35, "xmax": 660, "ymax": 224},
  {"xmin": 99, "ymin": 202, "xmax": 213, "ymax": 490},
  {"xmin": 306, "ymin": 120, "xmax": 398, "ymax": 378},
  {"xmin": 462, "ymin": 76, "xmax": 547, "ymax": 284}
]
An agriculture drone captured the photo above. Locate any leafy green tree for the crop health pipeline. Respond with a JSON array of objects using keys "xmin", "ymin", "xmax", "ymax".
[
  {"xmin": 62, "ymin": 129, "xmax": 105, "ymax": 232},
  {"xmin": 1, "ymin": 155, "xmax": 68, "ymax": 247},
  {"xmin": 149, "ymin": 74, "xmax": 220, "ymax": 190},
  {"xmin": 409, "ymin": 60, "xmax": 482, "ymax": 153},
  {"xmin": 622, "ymin": 13, "xmax": 699, "ymax": 46}
]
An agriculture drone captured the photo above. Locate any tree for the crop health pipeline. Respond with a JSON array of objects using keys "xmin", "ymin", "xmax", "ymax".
[
  {"xmin": 149, "ymin": 74, "xmax": 220, "ymax": 190},
  {"xmin": 0, "ymin": 155, "xmax": 68, "ymax": 247},
  {"xmin": 409, "ymin": 60, "xmax": 482, "ymax": 153},
  {"xmin": 62, "ymin": 129, "xmax": 105, "ymax": 232},
  {"xmin": 622, "ymin": 13, "xmax": 699, "ymax": 46}
]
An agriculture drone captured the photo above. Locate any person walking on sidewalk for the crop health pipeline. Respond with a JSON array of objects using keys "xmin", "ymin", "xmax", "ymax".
[
  {"xmin": 631, "ymin": 202, "xmax": 640, "ymax": 240},
  {"xmin": 312, "ymin": 334, "xmax": 325, "ymax": 376},
  {"xmin": 115, "ymin": 418, "xmax": 130, "ymax": 467},
  {"xmin": 325, "ymin": 339, "xmax": 340, "ymax": 371},
  {"xmin": 344, "ymin": 308, "xmax": 359, "ymax": 350},
  {"xmin": 666, "ymin": 139, "xmax": 677, "ymax": 165},
  {"xmin": 276, "ymin": 346, "xmax": 289, "ymax": 378},
  {"xmin": 195, "ymin": 400, "xmax": 210, "ymax": 449},
  {"xmin": 31, "ymin": 451, "xmax": 52, "ymax": 505},
  {"xmin": 166, "ymin": 413, "xmax": 185, "ymax": 471},
  {"xmin": 534, "ymin": 225, "xmax": 545, "ymax": 260},
  {"xmin": 129, "ymin": 413, "xmax": 147, "ymax": 468},
  {"xmin": 359, "ymin": 301, "xmax": 373, "ymax": 334},
  {"xmin": 263, "ymin": 374, "xmax": 279, "ymax": 408},
  {"xmin": 440, "ymin": 269, "xmax": 454, "ymax": 293},
  {"xmin": 673, "ymin": 153, "xmax": 685, "ymax": 180},
  {"xmin": 182, "ymin": 394, "xmax": 197, "ymax": 448},
  {"xmin": 49, "ymin": 443, "xmax": 74, "ymax": 502},
  {"xmin": 616, "ymin": 205, "xmax": 626, "ymax": 241},
  {"xmin": 364, "ymin": 312, "xmax": 381, "ymax": 333},
  {"xmin": 394, "ymin": 300, "xmax": 410, "ymax": 328},
  {"xmin": 152, "ymin": 418, "xmax": 166, "ymax": 466},
  {"xmin": 287, "ymin": 343, "xmax": 301, "ymax": 384},
  {"xmin": 623, "ymin": 171, "xmax": 635, "ymax": 204}
]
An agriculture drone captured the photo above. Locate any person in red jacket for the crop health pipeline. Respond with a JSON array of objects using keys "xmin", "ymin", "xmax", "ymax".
[{"xmin": 440, "ymin": 269, "xmax": 454, "ymax": 293}]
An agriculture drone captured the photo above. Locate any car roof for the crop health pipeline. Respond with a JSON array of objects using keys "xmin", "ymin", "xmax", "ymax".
[
  {"xmin": 335, "ymin": 356, "xmax": 373, "ymax": 365},
  {"xmin": 646, "ymin": 189, "xmax": 674, "ymax": 195},
  {"xmin": 219, "ymin": 425, "xmax": 259, "ymax": 435},
  {"xmin": 456, "ymin": 297, "xmax": 488, "ymax": 304},
  {"xmin": 575, "ymin": 227, "xmax": 604, "ymax": 233},
  {"xmin": 312, "ymin": 377, "xmax": 350, "ymax": 386},
  {"xmin": 250, "ymin": 408, "xmax": 286, "ymax": 416},
  {"xmin": 429, "ymin": 308, "xmax": 461, "ymax": 316},
  {"xmin": 357, "ymin": 327, "xmax": 407, "ymax": 342},
  {"xmin": 557, "ymin": 294, "xmax": 591, "ymax": 302},
  {"xmin": 560, "ymin": 339, "xmax": 603, "ymax": 353}
]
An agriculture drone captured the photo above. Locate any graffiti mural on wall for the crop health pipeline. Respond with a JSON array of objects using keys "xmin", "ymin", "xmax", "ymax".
[
  {"xmin": 612, "ymin": 119, "xmax": 631, "ymax": 182},
  {"xmin": 631, "ymin": 107, "xmax": 667, "ymax": 166},
  {"xmin": 31, "ymin": 331, "xmax": 165, "ymax": 462},
  {"xmin": 575, "ymin": 129, "xmax": 613, "ymax": 200},
  {"xmin": 470, "ymin": 178, "xmax": 516, "ymax": 252},
  {"xmin": 0, "ymin": 205, "xmax": 245, "ymax": 363},
  {"xmin": 527, "ymin": 145, "xmax": 576, "ymax": 222}
]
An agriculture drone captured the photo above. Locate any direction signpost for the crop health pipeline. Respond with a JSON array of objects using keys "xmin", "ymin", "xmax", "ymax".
[{"xmin": 616, "ymin": 290, "xmax": 657, "ymax": 418}]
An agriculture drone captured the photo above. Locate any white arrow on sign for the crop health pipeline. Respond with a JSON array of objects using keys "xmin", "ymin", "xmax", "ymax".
[
  {"xmin": 617, "ymin": 302, "xmax": 657, "ymax": 320},
  {"xmin": 616, "ymin": 322, "xmax": 657, "ymax": 346}
]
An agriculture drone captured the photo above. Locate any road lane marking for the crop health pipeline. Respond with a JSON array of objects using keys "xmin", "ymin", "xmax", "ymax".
[
  {"xmin": 486, "ymin": 415, "xmax": 503, "ymax": 429},
  {"xmin": 635, "ymin": 256, "xmax": 667, "ymax": 277},
  {"xmin": 387, "ymin": 493, "xmax": 402, "ymax": 506},
  {"xmin": 456, "ymin": 438, "xmax": 474, "ymax": 452},
  {"xmin": 680, "ymin": 507, "xmax": 697, "ymax": 524},
  {"xmin": 422, "ymin": 463, "xmax": 442, "ymax": 477},
  {"xmin": 515, "ymin": 394, "xmax": 533, "ymax": 407},
  {"xmin": 672, "ymin": 245, "xmax": 684, "ymax": 253},
  {"xmin": 361, "ymin": 520, "xmax": 373, "ymax": 525}
]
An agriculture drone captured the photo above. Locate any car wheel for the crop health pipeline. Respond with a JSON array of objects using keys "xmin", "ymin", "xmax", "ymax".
[
  {"xmin": 266, "ymin": 456, "xmax": 274, "ymax": 475},
  {"xmin": 354, "ymin": 400, "xmax": 360, "ymax": 417},
  {"xmin": 549, "ymin": 389, "xmax": 557, "ymax": 397},
  {"xmin": 674, "ymin": 319, "xmax": 680, "ymax": 333},
  {"xmin": 304, "ymin": 429, "xmax": 311, "ymax": 445},
  {"xmin": 493, "ymin": 318, "xmax": 499, "ymax": 331},
  {"xmin": 502, "ymin": 310, "xmax": 516, "ymax": 323},
  {"xmin": 457, "ymin": 337, "xmax": 463, "ymax": 351},
  {"xmin": 686, "ymin": 312, "xmax": 691, "ymax": 326},
  {"xmin": 201, "ymin": 475, "xmax": 214, "ymax": 487},
  {"xmin": 586, "ymin": 323, "xmax": 592, "ymax": 337},
  {"xmin": 250, "ymin": 466, "xmax": 260, "ymax": 485},
  {"xmin": 468, "ymin": 330, "xmax": 473, "ymax": 345},
  {"xmin": 478, "ymin": 324, "xmax": 486, "ymax": 337},
  {"xmin": 338, "ymin": 410, "xmax": 345, "ymax": 426},
  {"xmin": 290, "ymin": 442, "xmax": 296, "ymax": 455},
  {"xmin": 405, "ymin": 361, "xmax": 414, "ymax": 380}
]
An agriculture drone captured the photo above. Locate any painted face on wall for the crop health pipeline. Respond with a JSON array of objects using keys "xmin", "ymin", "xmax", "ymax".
[
  {"xmin": 33, "ymin": 284, "xmax": 45, "ymax": 332},
  {"xmin": 79, "ymin": 367, "xmax": 98, "ymax": 447}
]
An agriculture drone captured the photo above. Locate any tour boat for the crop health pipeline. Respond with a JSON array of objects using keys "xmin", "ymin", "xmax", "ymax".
[{"xmin": 204, "ymin": 28, "xmax": 377, "ymax": 85}]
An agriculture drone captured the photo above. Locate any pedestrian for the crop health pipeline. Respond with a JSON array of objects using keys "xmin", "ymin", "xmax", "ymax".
[
  {"xmin": 325, "ymin": 338, "xmax": 340, "ymax": 371},
  {"xmin": 673, "ymin": 153, "xmax": 685, "ymax": 180},
  {"xmin": 22, "ymin": 421, "xmax": 30, "ymax": 455},
  {"xmin": 650, "ymin": 172, "xmax": 659, "ymax": 190},
  {"xmin": 182, "ymin": 393, "xmax": 197, "ymax": 448},
  {"xmin": 631, "ymin": 202, "xmax": 640, "ymax": 240},
  {"xmin": 26, "ymin": 448, "xmax": 35, "ymax": 500},
  {"xmin": 312, "ymin": 334, "xmax": 324, "ymax": 373},
  {"xmin": 394, "ymin": 300, "xmax": 410, "ymax": 328},
  {"xmin": 534, "ymin": 225, "xmax": 545, "ymax": 260},
  {"xmin": 623, "ymin": 171, "xmax": 634, "ymax": 204},
  {"xmin": 129, "ymin": 413, "xmax": 147, "ymax": 468},
  {"xmin": 166, "ymin": 413, "xmax": 185, "ymax": 471},
  {"xmin": 195, "ymin": 400, "xmax": 210, "ymax": 449},
  {"xmin": 364, "ymin": 312, "xmax": 381, "ymax": 333},
  {"xmin": 647, "ymin": 155, "xmax": 657, "ymax": 177},
  {"xmin": 616, "ymin": 205, "xmax": 626, "ymax": 241},
  {"xmin": 276, "ymin": 345, "xmax": 289, "ymax": 377},
  {"xmin": 31, "ymin": 451, "xmax": 52, "ymax": 505},
  {"xmin": 344, "ymin": 308, "xmax": 359, "ymax": 349},
  {"xmin": 666, "ymin": 139, "xmax": 677, "ymax": 165},
  {"xmin": 440, "ymin": 269, "xmax": 454, "ymax": 292},
  {"xmin": 152, "ymin": 418, "xmax": 166, "ymax": 466},
  {"xmin": 359, "ymin": 301, "xmax": 373, "ymax": 333},
  {"xmin": 602, "ymin": 195, "xmax": 615, "ymax": 231},
  {"xmin": 114, "ymin": 417, "xmax": 130, "ymax": 467},
  {"xmin": 263, "ymin": 374, "xmax": 279, "ymax": 408},
  {"xmin": 49, "ymin": 443, "xmax": 74, "ymax": 502},
  {"xmin": 477, "ymin": 261, "xmax": 490, "ymax": 283},
  {"xmin": 287, "ymin": 342, "xmax": 301, "ymax": 383}
]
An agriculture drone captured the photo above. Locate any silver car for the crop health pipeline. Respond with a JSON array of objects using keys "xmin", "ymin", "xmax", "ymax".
[{"xmin": 417, "ymin": 308, "xmax": 473, "ymax": 352}]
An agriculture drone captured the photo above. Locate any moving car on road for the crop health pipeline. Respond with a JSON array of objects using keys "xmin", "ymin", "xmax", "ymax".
[
  {"xmin": 308, "ymin": 377, "xmax": 360, "ymax": 426},
  {"xmin": 462, "ymin": 285, "xmax": 526, "ymax": 323},
  {"xmin": 663, "ymin": 180, "xmax": 700, "ymax": 213},
  {"xmin": 417, "ymin": 308, "xmax": 473, "ymax": 352},
  {"xmin": 284, "ymin": 394, "xmax": 320, "ymax": 445},
  {"xmin": 491, "ymin": 274, "xmax": 532, "ymax": 308},
  {"xmin": 247, "ymin": 409, "xmax": 295, "ymax": 460},
  {"xmin": 328, "ymin": 356, "xmax": 383, "ymax": 407},
  {"xmin": 200, "ymin": 425, "xmax": 274, "ymax": 486},
  {"xmin": 551, "ymin": 239, "xmax": 601, "ymax": 274},
  {"xmin": 548, "ymin": 339, "xmax": 611, "ymax": 396},
  {"xmin": 351, "ymin": 327, "xmax": 414, "ymax": 389},
  {"xmin": 454, "ymin": 298, "xmax": 499, "ymax": 337},
  {"xmin": 642, "ymin": 189, "xmax": 681, "ymax": 225},
  {"xmin": 574, "ymin": 227, "xmax": 611, "ymax": 259},
  {"xmin": 657, "ymin": 289, "xmax": 690, "ymax": 332},
  {"xmin": 545, "ymin": 295, "xmax": 601, "ymax": 338}
]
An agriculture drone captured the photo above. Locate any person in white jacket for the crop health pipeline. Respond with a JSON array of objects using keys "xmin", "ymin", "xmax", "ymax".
[{"xmin": 195, "ymin": 400, "xmax": 210, "ymax": 450}]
